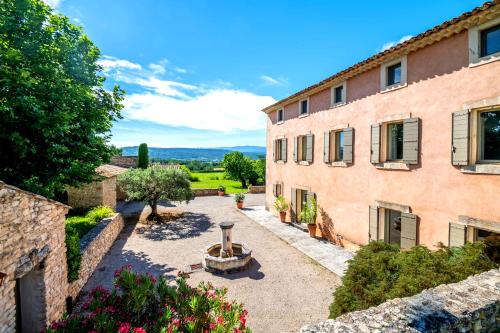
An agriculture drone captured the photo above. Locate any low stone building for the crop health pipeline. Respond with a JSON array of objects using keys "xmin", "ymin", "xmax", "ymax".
[
  {"xmin": 67, "ymin": 164, "xmax": 128, "ymax": 210},
  {"xmin": 0, "ymin": 181, "xmax": 69, "ymax": 333}
]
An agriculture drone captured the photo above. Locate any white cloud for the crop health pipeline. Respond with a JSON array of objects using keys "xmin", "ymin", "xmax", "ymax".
[
  {"xmin": 174, "ymin": 67, "xmax": 188, "ymax": 73},
  {"xmin": 148, "ymin": 63, "xmax": 166, "ymax": 75},
  {"xmin": 42, "ymin": 0, "xmax": 63, "ymax": 8},
  {"xmin": 260, "ymin": 75, "xmax": 287, "ymax": 86},
  {"xmin": 98, "ymin": 56, "xmax": 142, "ymax": 72},
  {"xmin": 380, "ymin": 35, "xmax": 413, "ymax": 52}
]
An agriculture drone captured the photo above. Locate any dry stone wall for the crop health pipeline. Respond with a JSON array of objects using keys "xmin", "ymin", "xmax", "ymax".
[
  {"xmin": 0, "ymin": 182, "xmax": 69, "ymax": 333},
  {"xmin": 193, "ymin": 188, "xmax": 220, "ymax": 196},
  {"xmin": 68, "ymin": 213, "xmax": 124, "ymax": 299},
  {"xmin": 300, "ymin": 269, "xmax": 500, "ymax": 333},
  {"xmin": 248, "ymin": 185, "xmax": 265, "ymax": 194},
  {"xmin": 67, "ymin": 177, "xmax": 117, "ymax": 209}
]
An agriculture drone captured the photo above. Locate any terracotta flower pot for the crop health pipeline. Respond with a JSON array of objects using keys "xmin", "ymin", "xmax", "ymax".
[
  {"xmin": 307, "ymin": 224, "xmax": 317, "ymax": 237},
  {"xmin": 218, "ymin": 191, "xmax": 225, "ymax": 197},
  {"xmin": 279, "ymin": 211, "xmax": 287, "ymax": 223},
  {"xmin": 236, "ymin": 201, "xmax": 244, "ymax": 209}
]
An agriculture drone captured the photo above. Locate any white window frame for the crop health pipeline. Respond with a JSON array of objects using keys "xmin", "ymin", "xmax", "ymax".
[
  {"xmin": 298, "ymin": 98, "xmax": 309, "ymax": 117},
  {"xmin": 380, "ymin": 55, "xmax": 407, "ymax": 92},
  {"xmin": 468, "ymin": 17, "xmax": 500, "ymax": 67},
  {"xmin": 277, "ymin": 108, "xmax": 285, "ymax": 124},
  {"xmin": 331, "ymin": 81, "xmax": 347, "ymax": 107},
  {"xmin": 475, "ymin": 108, "xmax": 500, "ymax": 164}
]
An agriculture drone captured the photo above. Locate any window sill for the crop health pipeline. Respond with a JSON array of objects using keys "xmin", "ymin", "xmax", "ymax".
[
  {"xmin": 460, "ymin": 164, "xmax": 500, "ymax": 175},
  {"xmin": 330, "ymin": 101, "xmax": 346, "ymax": 108},
  {"xmin": 328, "ymin": 161, "xmax": 348, "ymax": 168},
  {"xmin": 298, "ymin": 161, "xmax": 310, "ymax": 166},
  {"xmin": 381, "ymin": 82, "xmax": 407, "ymax": 94},
  {"xmin": 375, "ymin": 162, "xmax": 410, "ymax": 170},
  {"xmin": 275, "ymin": 160, "xmax": 285, "ymax": 165},
  {"xmin": 298, "ymin": 113, "xmax": 309, "ymax": 119},
  {"xmin": 276, "ymin": 121, "xmax": 284, "ymax": 125},
  {"xmin": 469, "ymin": 54, "xmax": 500, "ymax": 68}
]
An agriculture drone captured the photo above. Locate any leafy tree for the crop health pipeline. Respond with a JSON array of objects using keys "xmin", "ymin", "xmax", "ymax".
[
  {"xmin": 108, "ymin": 145, "xmax": 123, "ymax": 157},
  {"xmin": 222, "ymin": 152, "xmax": 254, "ymax": 188},
  {"xmin": 0, "ymin": 0, "xmax": 124, "ymax": 197},
  {"xmin": 118, "ymin": 165, "xmax": 194, "ymax": 220},
  {"xmin": 137, "ymin": 143, "xmax": 149, "ymax": 169},
  {"xmin": 252, "ymin": 158, "xmax": 266, "ymax": 184}
]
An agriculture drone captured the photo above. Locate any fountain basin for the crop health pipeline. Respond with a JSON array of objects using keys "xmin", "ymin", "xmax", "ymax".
[{"xmin": 202, "ymin": 243, "xmax": 252, "ymax": 273}]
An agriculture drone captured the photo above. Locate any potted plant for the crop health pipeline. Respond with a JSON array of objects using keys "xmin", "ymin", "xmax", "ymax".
[
  {"xmin": 217, "ymin": 185, "xmax": 225, "ymax": 196},
  {"xmin": 273, "ymin": 195, "xmax": 289, "ymax": 223},
  {"xmin": 300, "ymin": 196, "xmax": 317, "ymax": 237},
  {"xmin": 235, "ymin": 193, "xmax": 245, "ymax": 209}
]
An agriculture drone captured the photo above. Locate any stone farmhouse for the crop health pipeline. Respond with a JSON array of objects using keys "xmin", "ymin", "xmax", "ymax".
[{"xmin": 264, "ymin": 2, "xmax": 500, "ymax": 249}]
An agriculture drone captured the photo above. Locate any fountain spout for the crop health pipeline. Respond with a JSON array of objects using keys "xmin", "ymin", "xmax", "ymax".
[{"xmin": 219, "ymin": 221, "xmax": 234, "ymax": 258}]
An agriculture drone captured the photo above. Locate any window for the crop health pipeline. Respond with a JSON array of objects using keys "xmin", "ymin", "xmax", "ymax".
[
  {"xmin": 334, "ymin": 131, "xmax": 344, "ymax": 161},
  {"xmin": 277, "ymin": 108, "xmax": 284, "ymax": 123},
  {"xmin": 385, "ymin": 209, "xmax": 402, "ymax": 246},
  {"xmin": 475, "ymin": 228, "xmax": 499, "ymax": 242},
  {"xmin": 273, "ymin": 183, "xmax": 283, "ymax": 197},
  {"xmin": 331, "ymin": 81, "xmax": 346, "ymax": 106},
  {"xmin": 299, "ymin": 99, "xmax": 309, "ymax": 116},
  {"xmin": 273, "ymin": 138, "xmax": 287, "ymax": 163},
  {"xmin": 386, "ymin": 63, "xmax": 401, "ymax": 86},
  {"xmin": 294, "ymin": 134, "xmax": 314, "ymax": 163},
  {"xmin": 324, "ymin": 127, "xmax": 353, "ymax": 165},
  {"xmin": 480, "ymin": 24, "xmax": 500, "ymax": 58},
  {"xmin": 380, "ymin": 56, "xmax": 407, "ymax": 91},
  {"xmin": 478, "ymin": 110, "xmax": 500, "ymax": 162},
  {"xmin": 387, "ymin": 122, "xmax": 404, "ymax": 161},
  {"xmin": 291, "ymin": 188, "xmax": 315, "ymax": 223},
  {"xmin": 369, "ymin": 205, "xmax": 418, "ymax": 249}
]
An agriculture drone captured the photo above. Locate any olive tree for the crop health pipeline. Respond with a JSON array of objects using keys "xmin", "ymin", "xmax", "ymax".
[
  {"xmin": 118, "ymin": 165, "xmax": 194, "ymax": 220},
  {"xmin": 222, "ymin": 152, "xmax": 255, "ymax": 188}
]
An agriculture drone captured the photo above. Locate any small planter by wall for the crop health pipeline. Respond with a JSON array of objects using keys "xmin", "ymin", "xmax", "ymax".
[
  {"xmin": 236, "ymin": 201, "xmax": 244, "ymax": 209},
  {"xmin": 307, "ymin": 224, "xmax": 317, "ymax": 237},
  {"xmin": 279, "ymin": 211, "xmax": 287, "ymax": 223}
]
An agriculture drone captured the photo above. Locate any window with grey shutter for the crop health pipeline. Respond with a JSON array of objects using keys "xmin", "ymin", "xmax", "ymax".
[
  {"xmin": 403, "ymin": 118, "xmax": 420, "ymax": 164},
  {"xmin": 293, "ymin": 137, "xmax": 298, "ymax": 162},
  {"xmin": 281, "ymin": 138, "xmax": 287, "ymax": 163},
  {"xmin": 400, "ymin": 213, "xmax": 418, "ymax": 249},
  {"xmin": 371, "ymin": 124, "xmax": 380, "ymax": 164},
  {"xmin": 369, "ymin": 206, "xmax": 379, "ymax": 241},
  {"xmin": 343, "ymin": 128, "xmax": 353, "ymax": 163},
  {"xmin": 452, "ymin": 110, "xmax": 470, "ymax": 166},
  {"xmin": 306, "ymin": 134, "xmax": 314, "ymax": 163},
  {"xmin": 291, "ymin": 188, "xmax": 297, "ymax": 222},
  {"xmin": 449, "ymin": 223, "xmax": 467, "ymax": 247},
  {"xmin": 272, "ymin": 184, "xmax": 277, "ymax": 197},
  {"xmin": 324, "ymin": 131, "xmax": 330, "ymax": 163}
]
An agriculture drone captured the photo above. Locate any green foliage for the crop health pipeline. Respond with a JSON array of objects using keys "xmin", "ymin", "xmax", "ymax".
[
  {"xmin": 179, "ymin": 165, "xmax": 199, "ymax": 182},
  {"xmin": 222, "ymin": 152, "xmax": 256, "ymax": 188},
  {"xmin": 189, "ymin": 172, "xmax": 246, "ymax": 194},
  {"xmin": 0, "ymin": 0, "xmax": 124, "ymax": 198},
  {"xmin": 64, "ymin": 206, "xmax": 115, "ymax": 282},
  {"xmin": 47, "ymin": 267, "xmax": 251, "ymax": 332},
  {"xmin": 299, "ymin": 196, "xmax": 317, "ymax": 224},
  {"xmin": 137, "ymin": 143, "xmax": 149, "ymax": 169},
  {"xmin": 218, "ymin": 185, "xmax": 225, "ymax": 192},
  {"xmin": 234, "ymin": 193, "xmax": 245, "ymax": 202},
  {"xmin": 252, "ymin": 158, "xmax": 266, "ymax": 185},
  {"xmin": 108, "ymin": 145, "xmax": 122, "ymax": 157},
  {"xmin": 329, "ymin": 241, "xmax": 497, "ymax": 319},
  {"xmin": 118, "ymin": 165, "xmax": 194, "ymax": 219},
  {"xmin": 273, "ymin": 195, "xmax": 289, "ymax": 212}
]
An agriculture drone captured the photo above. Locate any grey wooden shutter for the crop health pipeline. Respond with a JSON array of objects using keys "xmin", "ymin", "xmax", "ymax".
[
  {"xmin": 449, "ymin": 223, "xmax": 467, "ymax": 247},
  {"xmin": 370, "ymin": 124, "xmax": 380, "ymax": 164},
  {"xmin": 293, "ymin": 137, "xmax": 298, "ymax": 162},
  {"xmin": 452, "ymin": 110, "xmax": 470, "ymax": 166},
  {"xmin": 324, "ymin": 131, "xmax": 330, "ymax": 163},
  {"xmin": 281, "ymin": 139, "xmax": 287, "ymax": 163},
  {"xmin": 403, "ymin": 118, "xmax": 420, "ymax": 164},
  {"xmin": 369, "ymin": 206, "xmax": 379, "ymax": 241},
  {"xmin": 278, "ymin": 183, "xmax": 283, "ymax": 196},
  {"xmin": 272, "ymin": 184, "xmax": 277, "ymax": 197},
  {"xmin": 401, "ymin": 213, "xmax": 418, "ymax": 249},
  {"xmin": 343, "ymin": 128, "xmax": 354, "ymax": 164},
  {"xmin": 291, "ymin": 188, "xmax": 297, "ymax": 222},
  {"xmin": 272, "ymin": 140, "xmax": 276, "ymax": 162},
  {"xmin": 306, "ymin": 134, "xmax": 314, "ymax": 163}
]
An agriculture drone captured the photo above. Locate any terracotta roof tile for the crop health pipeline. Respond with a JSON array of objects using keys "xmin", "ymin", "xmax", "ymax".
[{"xmin": 95, "ymin": 164, "xmax": 129, "ymax": 178}]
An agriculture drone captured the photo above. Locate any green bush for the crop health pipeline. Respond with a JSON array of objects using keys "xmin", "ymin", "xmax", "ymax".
[
  {"xmin": 64, "ymin": 206, "xmax": 115, "ymax": 282},
  {"xmin": 180, "ymin": 165, "xmax": 200, "ymax": 182},
  {"xmin": 138, "ymin": 143, "xmax": 149, "ymax": 169},
  {"xmin": 329, "ymin": 241, "xmax": 497, "ymax": 319}
]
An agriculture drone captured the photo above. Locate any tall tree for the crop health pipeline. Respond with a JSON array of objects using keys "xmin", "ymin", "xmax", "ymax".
[
  {"xmin": 137, "ymin": 143, "xmax": 149, "ymax": 169},
  {"xmin": 222, "ymin": 152, "xmax": 254, "ymax": 188},
  {"xmin": 0, "ymin": 0, "xmax": 124, "ymax": 197}
]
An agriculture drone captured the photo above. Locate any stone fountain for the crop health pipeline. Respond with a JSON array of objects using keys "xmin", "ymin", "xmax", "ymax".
[{"xmin": 202, "ymin": 221, "xmax": 252, "ymax": 273}]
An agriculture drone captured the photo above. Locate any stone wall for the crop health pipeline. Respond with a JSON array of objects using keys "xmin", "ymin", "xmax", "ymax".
[
  {"xmin": 193, "ymin": 188, "xmax": 220, "ymax": 196},
  {"xmin": 110, "ymin": 156, "xmax": 138, "ymax": 168},
  {"xmin": 67, "ymin": 177, "xmax": 117, "ymax": 210},
  {"xmin": 300, "ymin": 269, "xmax": 500, "ymax": 333},
  {"xmin": 68, "ymin": 213, "xmax": 124, "ymax": 299},
  {"xmin": 0, "ymin": 182, "xmax": 69, "ymax": 333},
  {"xmin": 248, "ymin": 185, "xmax": 265, "ymax": 194}
]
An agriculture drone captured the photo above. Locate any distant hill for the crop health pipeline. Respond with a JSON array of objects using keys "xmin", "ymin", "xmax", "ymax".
[{"xmin": 121, "ymin": 146, "xmax": 266, "ymax": 161}]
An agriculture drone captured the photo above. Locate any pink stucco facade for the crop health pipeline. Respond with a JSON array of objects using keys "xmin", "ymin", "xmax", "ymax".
[{"xmin": 264, "ymin": 28, "xmax": 500, "ymax": 249}]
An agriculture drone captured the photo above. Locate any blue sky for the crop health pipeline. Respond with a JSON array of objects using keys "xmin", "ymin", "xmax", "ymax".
[{"xmin": 47, "ymin": 0, "xmax": 484, "ymax": 148}]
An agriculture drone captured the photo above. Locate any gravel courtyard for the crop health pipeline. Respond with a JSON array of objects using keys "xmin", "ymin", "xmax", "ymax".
[{"xmin": 83, "ymin": 194, "xmax": 341, "ymax": 333}]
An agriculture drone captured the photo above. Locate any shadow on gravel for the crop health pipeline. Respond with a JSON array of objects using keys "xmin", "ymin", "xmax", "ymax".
[
  {"xmin": 218, "ymin": 259, "xmax": 265, "ymax": 281},
  {"xmin": 135, "ymin": 212, "xmax": 214, "ymax": 241}
]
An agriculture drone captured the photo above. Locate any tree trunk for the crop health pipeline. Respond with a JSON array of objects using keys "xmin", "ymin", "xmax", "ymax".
[
  {"xmin": 149, "ymin": 199, "xmax": 158, "ymax": 220},
  {"xmin": 240, "ymin": 178, "xmax": 247, "ymax": 189}
]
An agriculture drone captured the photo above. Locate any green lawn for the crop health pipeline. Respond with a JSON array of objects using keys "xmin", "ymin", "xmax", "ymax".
[{"xmin": 190, "ymin": 171, "xmax": 247, "ymax": 194}]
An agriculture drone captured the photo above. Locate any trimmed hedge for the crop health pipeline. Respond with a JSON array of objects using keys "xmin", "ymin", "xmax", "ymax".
[
  {"xmin": 329, "ymin": 241, "xmax": 497, "ymax": 319},
  {"xmin": 65, "ymin": 206, "xmax": 114, "ymax": 282}
]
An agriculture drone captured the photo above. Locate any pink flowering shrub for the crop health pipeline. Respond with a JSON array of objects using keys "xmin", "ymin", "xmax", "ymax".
[{"xmin": 46, "ymin": 266, "xmax": 251, "ymax": 333}]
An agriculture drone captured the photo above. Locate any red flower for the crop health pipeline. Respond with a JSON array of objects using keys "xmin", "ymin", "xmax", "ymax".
[
  {"xmin": 217, "ymin": 316, "xmax": 224, "ymax": 324},
  {"xmin": 118, "ymin": 322, "xmax": 131, "ymax": 333},
  {"xmin": 209, "ymin": 323, "xmax": 217, "ymax": 330},
  {"xmin": 240, "ymin": 316, "xmax": 246, "ymax": 326},
  {"xmin": 133, "ymin": 327, "xmax": 146, "ymax": 333}
]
